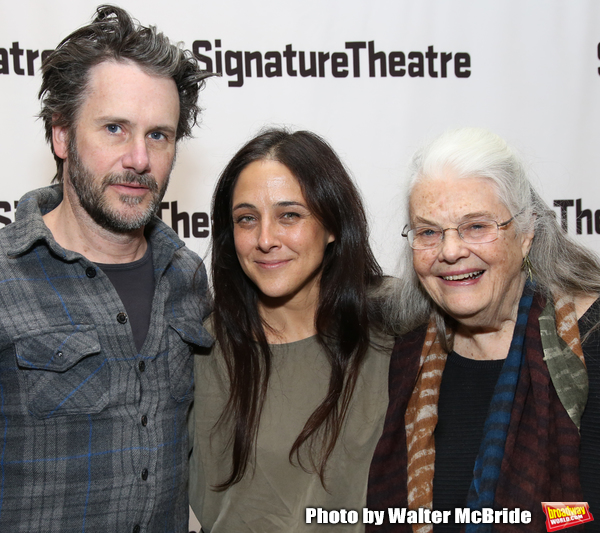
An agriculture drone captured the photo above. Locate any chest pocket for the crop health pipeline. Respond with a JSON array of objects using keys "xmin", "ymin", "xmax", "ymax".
[
  {"xmin": 167, "ymin": 319, "xmax": 213, "ymax": 402},
  {"xmin": 14, "ymin": 324, "xmax": 107, "ymax": 419}
]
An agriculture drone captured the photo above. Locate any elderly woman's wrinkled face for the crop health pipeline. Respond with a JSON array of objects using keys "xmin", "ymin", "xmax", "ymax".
[{"xmin": 409, "ymin": 175, "xmax": 533, "ymax": 329}]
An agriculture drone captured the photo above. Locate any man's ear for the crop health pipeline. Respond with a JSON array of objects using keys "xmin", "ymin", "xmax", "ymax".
[{"xmin": 52, "ymin": 122, "xmax": 69, "ymax": 160}]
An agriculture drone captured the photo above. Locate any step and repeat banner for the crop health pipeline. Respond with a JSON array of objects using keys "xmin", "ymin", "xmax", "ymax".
[{"xmin": 1, "ymin": 0, "xmax": 599, "ymax": 274}]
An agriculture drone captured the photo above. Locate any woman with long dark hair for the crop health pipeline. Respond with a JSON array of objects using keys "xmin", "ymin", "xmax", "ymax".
[{"xmin": 189, "ymin": 128, "xmax": 391, "ymax": 532}]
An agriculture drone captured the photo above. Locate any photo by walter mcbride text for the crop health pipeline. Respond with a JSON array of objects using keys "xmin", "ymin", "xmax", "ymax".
[{"xmin": 305, "ymin": 507, "xmax": 532, "ymax": 526}]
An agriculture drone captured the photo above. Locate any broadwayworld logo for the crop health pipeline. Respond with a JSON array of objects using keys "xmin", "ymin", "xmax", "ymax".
[
  {"xmin": 542, "ymin": 502, "xmax": 594, "ymax": 531},
  {"xmin": 193, "ymin": 40, "xmax": 472, "ymax": 87}
]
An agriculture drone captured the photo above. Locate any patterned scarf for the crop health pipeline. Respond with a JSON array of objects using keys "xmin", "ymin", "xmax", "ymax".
[
  {"xmin": 367, "ymin": 286, "xmax": 587, "ymax": 533},
  {"xmin": 463, "ymin": 284, "xmax": 534, "ymax": 532}
]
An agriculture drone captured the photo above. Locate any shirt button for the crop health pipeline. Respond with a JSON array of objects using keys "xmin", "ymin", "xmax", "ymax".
[
  {"xmin": 85, "ymin": 267, "xmax": 96, "ymax": 278},
  {"xmin": 141, "ymin": 468, "xmax": 148, "ymax": 481},
  {"xmin": 138, "ymin": 361, "xmax": 146, "ymax": 372},
  {"xmin": 141, "ymin": 415, "xmax": 148, "ymax": 427},
  {"xmin": 133, "ymin": 526, "xmax": 140, "ymax": 533},
  {"xmin": 116, "ymin": 312, "xmax": 128, "ymax": 324}
]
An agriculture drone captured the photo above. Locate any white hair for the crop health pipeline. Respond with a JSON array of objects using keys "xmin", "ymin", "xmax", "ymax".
[{"xmin": 377, "ymin": 128, "xmax": 600, "ymax": 346}]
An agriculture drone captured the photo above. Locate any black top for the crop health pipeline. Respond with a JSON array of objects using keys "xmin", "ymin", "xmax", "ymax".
[
  {"xmin": 433, "ymin": 297, "xmax": 600, "ymax": 533},
  {"xmin": 97, "ymin": 243, "xmax": 155, "ymax": 352},
  {"xmin": 433, "ymin": 352, "xmax": 504, "ymax": 532}
]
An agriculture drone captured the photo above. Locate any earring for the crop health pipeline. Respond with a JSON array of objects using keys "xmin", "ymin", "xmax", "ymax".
[{"xmin": 522, "ymin": 255, "xmax": 534, "ymax": 281}]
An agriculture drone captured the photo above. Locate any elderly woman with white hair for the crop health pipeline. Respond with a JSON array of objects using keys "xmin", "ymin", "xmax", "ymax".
[{"xmin": 367, "ymin": 128, "xmax": 600, "ymax": 532}]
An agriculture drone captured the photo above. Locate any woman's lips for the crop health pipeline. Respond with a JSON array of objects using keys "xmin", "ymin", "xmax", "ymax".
[
  {"xmin": 440, "ymin": 270, "xmax": 484, "ymax": 282},
  {"xmin": 255, "ymin": 259, "xmax": 291, "ymax": 269}
]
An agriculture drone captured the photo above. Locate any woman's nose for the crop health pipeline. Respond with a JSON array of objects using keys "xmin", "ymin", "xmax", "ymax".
[
  {"xmin": 436, "ymin": 228, "xmax": 470, "ymax": 262},
  {"xmin": 257, "ymin": 220, "xmax": 281, "ymax": 251}
]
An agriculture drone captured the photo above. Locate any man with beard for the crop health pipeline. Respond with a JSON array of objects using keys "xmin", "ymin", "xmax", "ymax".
[{"xmin": 0, "ymin": 6, "xmax": 212, "ymax": 533}]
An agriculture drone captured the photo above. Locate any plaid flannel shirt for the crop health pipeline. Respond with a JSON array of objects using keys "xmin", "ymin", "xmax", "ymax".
[{"xmin": 0, "ymin": 185, "xmax": 212, "ymax": 533}]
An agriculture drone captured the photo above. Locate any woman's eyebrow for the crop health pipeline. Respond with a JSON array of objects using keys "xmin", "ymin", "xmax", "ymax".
[
  {"xmin": 460, "ymin": 211, "xmax": 495, "ymax": 221},
  {"xmin": 233, "ymin": 200, "xmax": 307, "ymax": 211},
  {"xmin": 412, "ymin": 216, "xmax": 439, "ymax": 226},
  {"xmin": 275, "ymin": 201, "xmax": 306, "ymax": 208},
  {"xmin": 232, "ymin": 202, "xmax": 256, "ymax": 211},
  {"xmin": 412, "ymin": 211, "xmax": 495, "ymax": 225}
]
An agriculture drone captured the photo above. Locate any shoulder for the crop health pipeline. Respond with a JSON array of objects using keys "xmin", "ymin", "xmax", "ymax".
[
  {"xmin": 0, "ymin": 186, "xmax": 59, "ymax": 252},
  {"xmin": 385, "ymin": 324, "xmax": 428, "ymax": 395},
  {"xmin": 192, "ymin": 335, "xmax": 229, "ymax": 415},
  {"xmin": 147, "ymin": 218, "xmax": 209, "ymax": 287},
  {"xmin": 369, "ymin": 327, "xmax": 396, "ymax": 350},
  {"xmin": 146, "ymin": 215, "xmax": 203, "ymax": 267},
  {"xmin": 362, "ymin": 328, "xmax": 395, "ymax": 373},
  {"xmin": 575, "ymin": 293, "xmax": 599, "ymax": 322},
  {"xmin": 193, "ymin": 317, "xmax": 223, "ymax": 375},
  {"xmin": 578, "ymin": 294, "xmax": 600, "ymax": 326},
  {"xmin": 580, "ymin": 297, "xmax": 600, "ymax": 352},
  {"xmin": 392, "ymin": 323, "xmax": 429, "ymax": 358}
]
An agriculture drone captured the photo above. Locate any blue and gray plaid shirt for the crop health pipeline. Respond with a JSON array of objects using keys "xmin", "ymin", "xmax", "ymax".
[{"xmin": 0, "ymin": 185, "xmax": 212, "ymax": 532}]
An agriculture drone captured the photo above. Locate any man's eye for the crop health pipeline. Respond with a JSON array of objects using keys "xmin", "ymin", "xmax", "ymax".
[
  {"xmin": 106, "ymin": 124, "xmax": 121, "ymax": 134},
  {"xmin": 149, "ymin": 131, "xmax": 166, "ymax": 141}
]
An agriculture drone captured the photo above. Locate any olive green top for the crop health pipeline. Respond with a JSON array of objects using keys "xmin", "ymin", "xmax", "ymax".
[{"xmin": 189, "ymin": 331, "xmax": 392, "ymax": 532}]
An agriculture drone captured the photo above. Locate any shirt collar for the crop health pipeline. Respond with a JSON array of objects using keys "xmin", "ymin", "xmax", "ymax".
[
  {"xmin": 6, "ymin": 184, "xmax": 67, "ymax": 258},
  {"xmin": 5, "ymin": 184, "xmax": 185, "ymax": 261}
]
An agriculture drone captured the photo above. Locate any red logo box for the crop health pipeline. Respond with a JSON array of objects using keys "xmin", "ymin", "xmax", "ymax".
[{"xmin": 542, "ymin": 502, "xmax": 594, "ymax": 532}]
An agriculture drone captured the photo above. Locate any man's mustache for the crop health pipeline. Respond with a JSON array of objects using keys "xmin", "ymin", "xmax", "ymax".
[{"xmin": 102, "ymin": 172, "xmax": 159, "ymax": 193}]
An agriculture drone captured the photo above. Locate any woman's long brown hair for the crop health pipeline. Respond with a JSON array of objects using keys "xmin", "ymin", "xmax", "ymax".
[{"xmin": 210, "ymin": 128, "xmax": 383, "ymax": 488}]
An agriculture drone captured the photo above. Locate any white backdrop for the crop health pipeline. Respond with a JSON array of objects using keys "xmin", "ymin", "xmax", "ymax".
[
  {"xmin": 1, "ymin": 0, "xmax": 600, "ymax": 276},
  {"xmin": 2, "ymin": 2, "xmax": 599, "ymax": 530}
]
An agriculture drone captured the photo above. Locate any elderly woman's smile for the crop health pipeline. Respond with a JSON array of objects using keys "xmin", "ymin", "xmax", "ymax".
[
  {"xmin": 439, "ymin": 270, "xmax": 483, "ymax": 281},
  {"xmin": 409, "ymin": 174, "xmax": 533, "ymax": 328}
]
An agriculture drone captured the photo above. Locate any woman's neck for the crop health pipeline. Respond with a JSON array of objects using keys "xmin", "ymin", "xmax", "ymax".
[
  {"xmin": 450, "ymin": 274, "xmax": 528, "ymax": 361},
  {"xmin": 259, "ymin": 293, "xmax": 319, "ymax": 344},
  {"xmin": 453, "ymin": 291, "xmax": 600, "ymax": 360},
  {"xmin": 452, "ymin": 318, "xmax": 517, "ymax": 361}
]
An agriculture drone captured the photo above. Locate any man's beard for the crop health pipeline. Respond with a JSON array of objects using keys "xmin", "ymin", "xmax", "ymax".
[{"xmin": 67, "ymin": 138, "xmax": 170, "ymax": 233}]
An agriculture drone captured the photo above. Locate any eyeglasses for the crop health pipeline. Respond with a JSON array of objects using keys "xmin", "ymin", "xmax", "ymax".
[{"xmin": 402, "ymin": 216, "xmax": 516, "ymax": 250}]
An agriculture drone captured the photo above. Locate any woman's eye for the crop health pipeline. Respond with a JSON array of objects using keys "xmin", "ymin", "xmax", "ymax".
[
  {"xmin": 281, "ymin": 212, "xmax": 301, "ymax": 221},
  {"xmin": 235, "ymin": 215, "xmax": 255, "ymax": 225},
  {"xmin": 464, "ymin": 221, "xmax": 493, "ymax": 232},
  {"xmin": 417, "ymin": 227, "xmax": 439, "ymax": 237}
]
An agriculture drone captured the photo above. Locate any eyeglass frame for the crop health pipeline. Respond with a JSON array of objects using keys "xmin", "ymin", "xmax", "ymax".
[{"xmin": 401, "ymin": 215, "xmax": 517, "ymax": 250}]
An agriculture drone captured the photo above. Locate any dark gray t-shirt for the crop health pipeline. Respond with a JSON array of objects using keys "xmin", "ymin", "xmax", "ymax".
[{"xmin": 96, "ymin": 243, "xmax": 154, "ymax": 352}]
